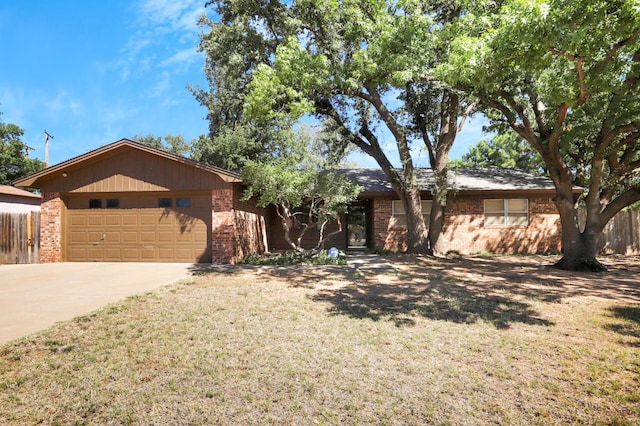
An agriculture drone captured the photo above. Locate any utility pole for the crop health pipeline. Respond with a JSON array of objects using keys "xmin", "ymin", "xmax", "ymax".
[
  {"xmin": 24, "ymin": 144, "xmax": 35, "ymax": 157},
  {"xmin": 44, "ymin": 130, "xmax": 54, "ymax": 166}
]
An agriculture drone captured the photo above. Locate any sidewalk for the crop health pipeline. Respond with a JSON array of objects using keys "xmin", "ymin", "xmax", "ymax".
[{"xmin": 347, "ymin": 251, "xmax": 396, "ymax": 272}]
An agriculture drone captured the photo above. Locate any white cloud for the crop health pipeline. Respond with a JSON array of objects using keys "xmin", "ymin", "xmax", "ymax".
[
  {"xmin": 152, "ymin": 71, "xmax": 171, "ymax": 97},
  {"xmin": 160, "ymin": 47, "xmax": 202, "ymax": 70},
  {"xmin": 137, "ymin": 0, "xmax": 205, "ymax": 34},
  {"xmin": 44, "ymin": 89, "xmax": 83, "ymax": 117},
  {"xmin": 113, "ymin": 0, "xmax": 205, "ymax": 80},
  {"xmin": 115, "ymin": 37, "xmax": 154, "ymax": 81},
  {"xmin": 151, "ymin": 71, "xmax": 183, "ymax": 107}
]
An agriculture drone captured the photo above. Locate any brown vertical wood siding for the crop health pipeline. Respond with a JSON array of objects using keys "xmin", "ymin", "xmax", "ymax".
[
  {"xmin": 39, "ymin": 147, "xmax": 229, "ymax": 194},
  {"xmin": 266, "ymin": 205, "xmax": 347, "ymax": 252}
]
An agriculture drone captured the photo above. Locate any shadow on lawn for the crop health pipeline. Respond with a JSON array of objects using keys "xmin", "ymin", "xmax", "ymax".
[
  {"xmin": 391, "ymin": 255, "xmax": 640, "ymax": 304},
  {"xmin": 604, "ymin": 305, "xmax": 640, "ymax": 347},
  {"xmin": 271, "ymin": 255, "xmax": 640, "ymax": 329},
  {"xmin": 311, "ymin": 279, "xmax": 553, "ymax": 329}
]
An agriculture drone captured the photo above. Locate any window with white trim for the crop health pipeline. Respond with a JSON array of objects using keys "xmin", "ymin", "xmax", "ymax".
[
  {"xmin": 391, "ymin": 200, "xmax": 432, "ymax": 228},
  {"xmin": 484, "ymin": 199, "xmax": 528, "ymax": 226}
]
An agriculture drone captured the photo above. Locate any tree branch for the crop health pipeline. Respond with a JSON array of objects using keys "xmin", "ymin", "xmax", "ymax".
[
  {"xmin": 601, "ymin": 187, "xmax": 640, "ymax": 226},
  {"xmin": 595, "ymin": 33, "xmax": 639, "ymax": 74},
  {"xmin": 479, "ymin": 91, "xmax": 542, "ymax": 153},
  {"xmin": 457, "ymin": 101, "xmax": 476, "ymax": 133},
  {"xmin": 549, "ymin": 48, "xmax": 588, "ymax": 103},
  {"xmin": 625, "ymin": 48, "xmax": 640, "ymax": 87},
  {"xmin": 361, "ymin": 84, "xmax": 406, "ymax": 145}
]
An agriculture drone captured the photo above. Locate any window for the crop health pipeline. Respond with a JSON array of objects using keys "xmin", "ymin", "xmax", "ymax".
[
  {"xmin": 89, "ymin": 199, "xmax": 102, "ymax": 209},
  {"xmin": 176, "ymin": 197, "xmax": 191, "ymax": 208},
  {"xmin": 391, "ymin": 200, "xmax": 432, "ymax": 228},
  {"xmin": 158, "ymin": 197, "xmax": 172, "ymax": 208},
  {"xmin": 484, "ymin": 199, "xmax": 528, "ymax": 226},
  {"xmin": 106, "ymin": 198, "xmax": 120, "ymax": 209}
]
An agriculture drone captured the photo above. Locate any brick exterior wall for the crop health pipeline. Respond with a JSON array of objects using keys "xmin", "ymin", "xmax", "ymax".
[
  {"xmin": 372, "ymin": 193, "xmax": 562, "ymax": 255},
  {"xmin": 40, "ymin": 192, "xmax": 63, "ymax": 262},
  {"xmin": 211, "ymin": 188, "xmax": 237, "ymax": 263},
  {"xmin": 211, "ymin": 185, "xmax": 269, "ymax": 263}
]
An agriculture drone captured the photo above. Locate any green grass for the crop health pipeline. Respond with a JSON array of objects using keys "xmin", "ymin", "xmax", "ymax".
[{"xmin": 0, "ymin": 255, "xmax": 639, "ymax": 425}]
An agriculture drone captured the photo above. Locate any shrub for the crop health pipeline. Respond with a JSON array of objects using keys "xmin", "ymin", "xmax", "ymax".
[{"xmin": 240, "ymin": 249, "xmax": 347, "ymax": 266}]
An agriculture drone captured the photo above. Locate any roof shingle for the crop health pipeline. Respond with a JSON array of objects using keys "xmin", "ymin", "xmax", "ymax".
[
  {"xmin": 0, "ymin": 185, "xmax": 41, "ymax": 199},
  {"xmin": 337, "ymin": 167, "xmax": 558, "ymax": 193}
]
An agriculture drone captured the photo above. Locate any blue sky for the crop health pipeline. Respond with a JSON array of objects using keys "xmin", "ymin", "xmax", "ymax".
[{"xmin": 0, "ymin": 0, "xmax": 486, "ymax": 168}]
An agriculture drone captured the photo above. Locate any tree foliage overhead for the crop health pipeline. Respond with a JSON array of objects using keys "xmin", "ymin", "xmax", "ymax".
[
  {"xmin": 189, "ymin": 1, "xmax": 294, "ymax": 171},
  {"xmin": 0, "ymin": 113, "xmax": 46, "ymax": 185},
  {"xmin": 439, "ymin": 0, "xmax": 640, "ymax": 270},
  {"xmin": 450, "ymin": 131, "xmax": 545, "ymax": 175},
  {"xmin": 197, "ymin": 0, "xmax": 479, "ymax": 254},
  {"xmin": 132, "ymin": 133, "xmax": 191, "ymax": 157}
]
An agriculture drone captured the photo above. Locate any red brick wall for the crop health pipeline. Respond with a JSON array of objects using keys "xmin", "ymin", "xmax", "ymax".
[
  {"xmin": 211, "ymin": 188, "xmax": 236, "ymax": 263},
  {"xmin": 40, "ymin": 192, "xmax": 63, "ymax": 262},
  {"xmin": 372, "ymin": 196, "xmax": 407, "ymax": 252},
  {"xmin": 211, "ymin": 185, "xmax": 270, "ymax": 263},
  {"xmin": 372, "ymin": 193, "xmax": 562, "ymax": 255}
]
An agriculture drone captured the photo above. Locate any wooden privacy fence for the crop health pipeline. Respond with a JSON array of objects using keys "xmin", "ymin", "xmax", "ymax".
[
  {"xmin": 0, "ymin": 212, "xmax": 40, "ymax": 264},
  {"xmin": 579, "ymin": 209, "xmax": 640, "ymax": 255}
]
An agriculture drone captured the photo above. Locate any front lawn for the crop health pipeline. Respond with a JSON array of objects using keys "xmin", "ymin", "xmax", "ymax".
[{"xmin": 1, "ymin": 255, "xmax": 638, "ymax": 425}]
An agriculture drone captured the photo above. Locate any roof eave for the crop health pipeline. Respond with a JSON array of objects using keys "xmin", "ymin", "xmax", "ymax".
[
  {"xmin": 357, "ymin": 187, "xmax": 580, "ymax": 198},
  {"xmin": 13, "ymin": 138, "xmax": 242, "ymax": 189}
]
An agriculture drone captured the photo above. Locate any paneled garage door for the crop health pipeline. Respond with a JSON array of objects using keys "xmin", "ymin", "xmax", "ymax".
[{"xmin": 65, "ymin": 194, "xmax": 211, "ymax": 262}]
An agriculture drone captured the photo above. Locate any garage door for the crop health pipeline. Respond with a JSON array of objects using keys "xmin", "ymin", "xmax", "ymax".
[{"xmin": 65, "ymin": 194, "xmax": 211, "ymax": 262}]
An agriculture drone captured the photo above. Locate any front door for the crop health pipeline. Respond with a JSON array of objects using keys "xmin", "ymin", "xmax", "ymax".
[{"xmin": 347, "ymin": 201, "xmax": 369, "ymax": 248}]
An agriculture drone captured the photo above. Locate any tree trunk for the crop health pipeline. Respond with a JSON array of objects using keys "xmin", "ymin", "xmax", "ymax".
[
  {"xmin": 403, "ymin": 185, "xmax": 429, "ymax": 253},
  {"xmin": 552, "ymin": 192, "xmax": 607, "ymax": 272},
  {"xmin": 276, "ymin": 205, "xmax": 305, "ymax": 253},
  {"xmin": 428, "ymin": 150, "xmax": 449, "ymax": 256},
  {"xmin": 555, "ymin": 229, "xmax": 606, "ymax": 272}
]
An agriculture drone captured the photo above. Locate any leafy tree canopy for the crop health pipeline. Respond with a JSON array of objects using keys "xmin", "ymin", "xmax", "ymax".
[
  {"xmin": 438, "ymin": 0, "xmax": 640, "ymax": 270},
  {"xmin": 204, "ymin": 0, "xmax": 479, "ymax": 254},
  {"xmin": 450, "ymin": 131, "xmax": 545, "ymax": 175},
  {"xmin": 132, "ymin": 133, "xmax": 191, "ymax": 157},
  {"xmin": 0, "ymin": 113, "xmax": 46, "ymax": 185}
]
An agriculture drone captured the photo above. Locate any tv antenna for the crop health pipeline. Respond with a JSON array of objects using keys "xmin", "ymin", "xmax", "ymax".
[{"xmin": 44, "ymin": 130, "xmax": 54, "ymax": 166}]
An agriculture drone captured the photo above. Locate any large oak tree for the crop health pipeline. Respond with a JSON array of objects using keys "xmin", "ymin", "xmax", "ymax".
[
  {"xmin": 196, "ymin": 0, "xmax": 478, "ymax": 254},
  {"xmin": 441, "ymin": 0, "xmax": 640, "ymax": 270}
]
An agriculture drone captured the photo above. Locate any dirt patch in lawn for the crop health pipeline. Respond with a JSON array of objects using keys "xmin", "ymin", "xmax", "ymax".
[{"xmin": 0, "ymin": 255, "xmax": 639, "ymax": 425}]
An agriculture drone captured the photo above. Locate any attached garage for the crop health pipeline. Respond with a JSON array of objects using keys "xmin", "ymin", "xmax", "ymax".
[
  {"xmin": 14, "ymin": 139, "xmax": 268, "ymax": 263},
  {"xmin": 65, "ymin": 193, "xmax": 211, "ymax": 262}
]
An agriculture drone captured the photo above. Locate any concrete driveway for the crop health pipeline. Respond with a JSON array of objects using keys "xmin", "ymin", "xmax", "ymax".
[{"xmin": 0, "ymin": 262, "xmax": 195, "ymax": 344}]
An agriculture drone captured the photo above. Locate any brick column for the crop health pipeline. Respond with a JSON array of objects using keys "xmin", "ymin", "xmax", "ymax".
[
  {"xmin": 372, "ymin": 198, "xmax": 392, "ymax": 250},
  {"xmin": 211, "ymin": 188, "xmax": 236, "ymax": 263},
  {"xmin": 40, "ymin": 192, "xmax": 63, "ymax": 263}
]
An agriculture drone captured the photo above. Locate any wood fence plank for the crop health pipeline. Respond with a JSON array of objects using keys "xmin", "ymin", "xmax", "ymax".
[{"xmin": 0, "ymin": 212, "xmax": 41, "ymax": 264}]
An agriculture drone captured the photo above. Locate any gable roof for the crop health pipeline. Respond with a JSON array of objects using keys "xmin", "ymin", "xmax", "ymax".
[
  {"xmin": 0, "ymin": 185, "xmax": 41, "ymax": 199},
  {"xmin": 13, "ymin": 138, "xmax": 242, "ymax": 188},
  {"xmin": 338, "ymin": 167, "xmax": 562, "ymax": 194}
]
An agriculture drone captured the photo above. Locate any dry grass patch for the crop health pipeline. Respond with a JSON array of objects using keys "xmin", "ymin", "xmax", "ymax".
[{"xmin": 0, "ymin": 256, "xmax": 639, "ymax": 425}]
